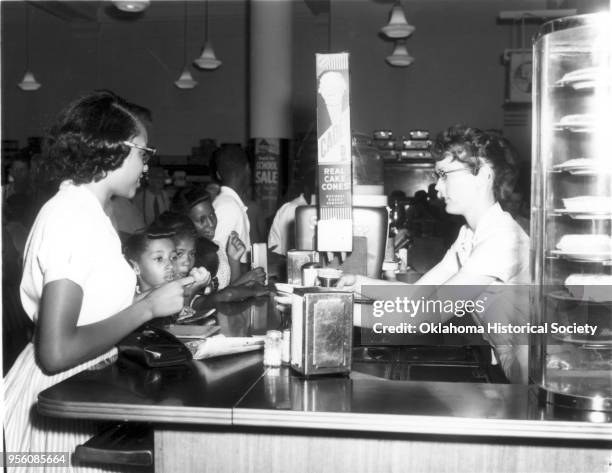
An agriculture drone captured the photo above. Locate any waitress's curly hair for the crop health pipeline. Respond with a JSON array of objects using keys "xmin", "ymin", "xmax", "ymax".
[
  {"xmin": 42, "ymin": 90, "xmax": 149, "ymax": 185},
  {"xmin": 431, "ymin": 124, "xmax": 519, "ymax": 203}
]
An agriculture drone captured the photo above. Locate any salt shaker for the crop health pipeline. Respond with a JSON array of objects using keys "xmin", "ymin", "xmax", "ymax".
[
  {"xmin": 264, "ymin": 330, "xmax": 282, "ymax": 367},
  {"xmin": 281, "ymin": 329, "xmax": 291, "ymax": 364}
]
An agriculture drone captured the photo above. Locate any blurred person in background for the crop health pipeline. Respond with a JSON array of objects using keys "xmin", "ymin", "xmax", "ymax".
[
  {"xmin": 134, "ymin": 165, "xmax": 170, "ymax": 225},
  {"xmin": 212, "ymin": 144, "xmax": 251, "ymax": 263},
  {"xmin": 268, "ymin": 164, "xmax": 316, "ymax": 256}
]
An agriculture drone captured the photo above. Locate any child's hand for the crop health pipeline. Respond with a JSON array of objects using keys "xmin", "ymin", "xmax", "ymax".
[
  {"xmin": 181, "ymin": 267, "xmax": 211, "ymax": 301},
  {"xmin": 226, "ymin": 231, "xmax": 246, "ymax": 261},
  {"xmin": 189, "ymin": 266, "xmax": 211, "ymax": 287}
]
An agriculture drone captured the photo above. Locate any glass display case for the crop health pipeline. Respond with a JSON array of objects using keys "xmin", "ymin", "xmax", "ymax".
[{"xmin": 531, "ymin": 13, "xmax": 612, "ymax": 411}]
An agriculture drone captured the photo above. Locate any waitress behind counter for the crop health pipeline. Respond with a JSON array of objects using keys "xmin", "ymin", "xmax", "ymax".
[{"xmin": 339, "ymin": 125, "xmax": 530, "ymax": 384}]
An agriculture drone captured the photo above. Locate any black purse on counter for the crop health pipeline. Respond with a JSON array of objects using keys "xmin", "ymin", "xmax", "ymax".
[{"xmin": 117, "ymin": 325, "xmax": 192, "ymax": 368}]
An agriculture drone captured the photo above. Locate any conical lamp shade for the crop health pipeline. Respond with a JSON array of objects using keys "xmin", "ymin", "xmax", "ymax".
[
  {"xmin": 18, "ymin": 71, "xmax": 41, "ymax": 91},
  {"xmin": 174, "ymin": 68, "xmax": 198, "ymax": 89},
  {"xmin": 193, "ymin": 41, "xmax": 222, "ymax": 70},
  {"xmin": 381, "ymin": 3, "xmax": 415, "ymax": 39},
  {"xmin": 386, "ymin": 41, "xmax": 414, "ymax": 67},
  {"xmin": 112, "ymin": 1, "xmax": 150, "ymax": 12}
]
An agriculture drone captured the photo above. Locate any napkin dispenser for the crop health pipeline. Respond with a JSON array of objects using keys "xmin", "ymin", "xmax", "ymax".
[{"xmin": 290, "ymin": 288, "xmax": 353, "ymax": 377}]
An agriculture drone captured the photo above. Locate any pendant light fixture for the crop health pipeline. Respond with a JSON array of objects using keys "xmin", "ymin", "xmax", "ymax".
[
  {"xmin": 380, "ymin": 1, "xmax": 415, "ymax": 39},
  {"xmin": 18, "ymin": 2, "xmax": 41, "ymax": 91},
  {"xmin": 193, "ymin": 0, "xmax": 221, "ymax": 70},
  {"xmin": 112, "ymin": 1, "xmax": 150, "ymax": 13},
  {"xmin": 175, "ymin": 1, "xmax": 197, "ymax": 89},
  {"xmin": 386, "ymin": 40, "xmax": 414, "ymax": 67}
]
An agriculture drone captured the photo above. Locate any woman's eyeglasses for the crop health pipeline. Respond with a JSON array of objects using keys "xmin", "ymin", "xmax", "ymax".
[
  {"xmin": 430, "ymin": 167, "xmax": 471, "ymax": 181},
  {"xmin": 123, "ymin": 141, "xmax": 157, "ymax": 164}
]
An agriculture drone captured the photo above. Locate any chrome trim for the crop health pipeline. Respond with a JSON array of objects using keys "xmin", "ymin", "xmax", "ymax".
[
  {"xmin": 536, "ymin": 13, "xmax": 609, "ymax": 41},
  {"xmin": 38, "ymin": 399, "xmax": 232, "ymax": 425},
  {"xmin": 539, "ymin": 387, "xmax": 612, "ymax": 412},
  {"xmin": 233, "ymin": 408, "xmax": 612, "ymax": 441}
]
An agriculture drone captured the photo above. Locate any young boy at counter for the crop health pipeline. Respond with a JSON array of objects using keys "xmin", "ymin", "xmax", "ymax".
[
  {"xmin": 338, "ymin": 125, "xmax": 530, "ymax": 384},
  {"xmin": 174, "ymin": 186, "xmax": 267, "ymax": 288}
]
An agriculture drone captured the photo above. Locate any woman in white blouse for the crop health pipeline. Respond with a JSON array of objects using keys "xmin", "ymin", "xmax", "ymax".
[
  {"xmin": 339, "ymin": 125, "xmax": 530, "ymax": 383},
  {"xmin": 4, "ymin": 91, "xmax": 194, "ymax": 471}
]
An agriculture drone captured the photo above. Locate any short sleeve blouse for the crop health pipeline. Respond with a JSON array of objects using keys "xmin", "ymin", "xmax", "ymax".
[
  {"xmin": 20, "ymin": 182, "xmax": 136, "ymax": 326},
  {"xmin": 431, "ymin": 203, "xmax": 530, "ymax": 284}
]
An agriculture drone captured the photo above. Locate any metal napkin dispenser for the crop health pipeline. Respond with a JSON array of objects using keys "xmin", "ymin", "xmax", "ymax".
[{"xmin": 290, "ymin": 288, "xmax": 353, "ymax": 377}]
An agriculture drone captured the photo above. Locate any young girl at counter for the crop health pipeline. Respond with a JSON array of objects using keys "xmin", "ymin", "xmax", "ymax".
[
  {"xmin": 124, "ymin": 227, "xmax": 212, "ymax": 307},
  {"xmin": 4, "ymin": 91, "xmax": 194, "ymax": 470},
  {"xmin": 339, "ymin": 125, "xmax": 530, "ymax": 383},
  {"xmin": 151, "ymin": 211, "xmax": 198, "ymax": 278},
  {"xmin": 145, "ymin": 210, "xmax": 267, "ymax": 307},
  {"xmin": 124, "ymin": 231, "xmax": 178, "ymax": 292}
]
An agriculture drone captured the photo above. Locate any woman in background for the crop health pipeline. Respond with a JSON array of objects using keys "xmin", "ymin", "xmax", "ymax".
[{"xmin": 4, "ymin": 91, "xmax": 193, "ymax": 471}]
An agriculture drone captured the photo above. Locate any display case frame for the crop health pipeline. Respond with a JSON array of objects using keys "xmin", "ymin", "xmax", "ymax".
[{"xmin": 530, "ymin": 12, "xmax": 612, "ymax": 412}]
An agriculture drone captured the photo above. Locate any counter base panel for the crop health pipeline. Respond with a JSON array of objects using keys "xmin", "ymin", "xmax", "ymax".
[{"xmin": 154, "ymin": 427, "xmax": 612, "ymax": 473}]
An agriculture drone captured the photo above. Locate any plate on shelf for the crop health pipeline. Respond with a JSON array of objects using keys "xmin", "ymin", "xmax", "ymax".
[
  {"xmin": 550, "ymin": 250, "xmax": 612, "ymax": 263},
  {"xmin": 552, "ymin": 209, "xmax": 612, "ymax": 220},
  {"xmin": 552, "ymin": 158, "xmax": 612, "ymax": 175},
  {"xmin": 546, "ymin": 289, "xmax": 612, "ymax": 305},
  {"xmin": 562, "ymin": 196, "xmax": 612, "ymax": 212},
  {"xmin": 550, "ymin": 333, "xmax": 612, "ymax": 348},
  {"xmin": 555, "ymin": 67, "xmax": 603, "ymax": 90},
  {"xmin": 553, "ymin": 114, "xmax": 596, "ymax": 132}
]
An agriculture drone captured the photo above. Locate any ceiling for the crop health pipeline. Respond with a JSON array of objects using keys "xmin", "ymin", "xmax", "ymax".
[{"xmin": 29, "ymin": 1, "xmax": 335, "ymax": 24}]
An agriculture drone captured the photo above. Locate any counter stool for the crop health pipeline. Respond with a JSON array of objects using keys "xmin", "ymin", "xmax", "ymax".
[{"xmin": 75, "ymin": 422, "xmax": 153, "ymax": 471}]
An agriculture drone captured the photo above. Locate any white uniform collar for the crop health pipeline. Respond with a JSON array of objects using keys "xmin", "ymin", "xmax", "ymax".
[
  {"xmin": 59, "ymin": 180, "xmax": 105, "ymax": 213},
  {"xmin": 467, "ymin": 202, "xmax": 503, "ymax": 243}
]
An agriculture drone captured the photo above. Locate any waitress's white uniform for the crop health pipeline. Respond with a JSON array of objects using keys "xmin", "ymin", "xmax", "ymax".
[
  {"xmin": 4, "ymin": 183, "xmax": 136, "ymax": 472},
  {"xmin": 417, "ymin": 202, "xmax": 530, "ymax": 382}
]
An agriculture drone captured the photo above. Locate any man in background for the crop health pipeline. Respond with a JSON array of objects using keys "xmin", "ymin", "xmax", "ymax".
[
  {"xmin": 134, "ymin": 166, "xmax": 170, "ymax": 225},
  {"xmin": 268, "ymin": 164, "xmax": 316, "ymax": 256},
  {"xmin": 213, "ymin": 145, "xmax": 251, "ymax": 263}
]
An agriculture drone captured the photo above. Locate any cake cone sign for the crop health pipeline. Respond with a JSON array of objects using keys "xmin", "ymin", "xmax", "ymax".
[{"xmin": 315, "ymin": 53, "xmax": 353, "ymax": 252}]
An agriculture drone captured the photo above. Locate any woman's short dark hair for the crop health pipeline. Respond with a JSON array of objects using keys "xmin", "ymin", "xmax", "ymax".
[
  {"xmin": 172, "ymin": 185, "xmax": 212, "ymax": 214},
  {"xmin": 43, "ymin": 90, "xmax": 146, "ymax": 185},
  {"xmin": 431, "ymin": 124, "xmax": 519, "ymax": 202}
]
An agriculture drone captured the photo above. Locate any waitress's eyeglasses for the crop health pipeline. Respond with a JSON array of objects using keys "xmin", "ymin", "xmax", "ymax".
[
  {"xmin": 430, "ymin": 167, "xmax": 471, "ymax": 181},
  {"xmin": 123, "ymin": 141, "xmax": 157, "ymax": 165}
]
